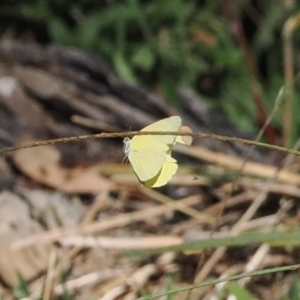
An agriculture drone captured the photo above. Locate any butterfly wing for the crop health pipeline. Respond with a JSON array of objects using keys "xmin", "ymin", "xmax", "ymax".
[
  {"xmin": 143, "ymin": 154, "xmax": 178, "ymax": 188},
  {"xmin": 127, "ymin": 137, "xmax": 168, "ymax": 182},
  {"xmin": 140, "ymin": 116, "xmax": 182, "ymax": 146},
  {"xmin": 125, "ymin": 116, "xmax": 189, "ymax": 187},
  {"xmin": 175, "ymin": 125, "xmax": 193, "ymax": 145}
]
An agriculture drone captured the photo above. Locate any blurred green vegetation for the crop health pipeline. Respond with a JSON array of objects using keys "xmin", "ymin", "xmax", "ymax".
[{"xmin": 0, "ymin": 0, "xmax": 299, "ymax": 140}]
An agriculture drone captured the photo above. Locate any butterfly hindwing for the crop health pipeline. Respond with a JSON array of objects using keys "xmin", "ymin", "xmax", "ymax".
[
  {"xmin": 143, "ymin": 154, "xmax": 178, "ymax": 187},
  {"xmin": 127, "ymin": 137, "xmax": 168, "ymax": 181}
]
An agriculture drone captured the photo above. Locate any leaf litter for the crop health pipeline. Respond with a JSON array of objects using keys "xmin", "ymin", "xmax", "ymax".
[{"xmin": 0, "ymin": 41, "xmax": 298, "ymax": 299}]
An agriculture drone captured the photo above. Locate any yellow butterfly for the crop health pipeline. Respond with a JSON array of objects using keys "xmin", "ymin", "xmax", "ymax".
[{"xmin": 123, "ymin": 116, "xmax": 192, "ymax": 187}]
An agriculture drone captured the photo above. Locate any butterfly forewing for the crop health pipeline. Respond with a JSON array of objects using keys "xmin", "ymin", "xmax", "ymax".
[{"xmin": 140, "ymin": 116, "xmax": 182, "ymax": 146}]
